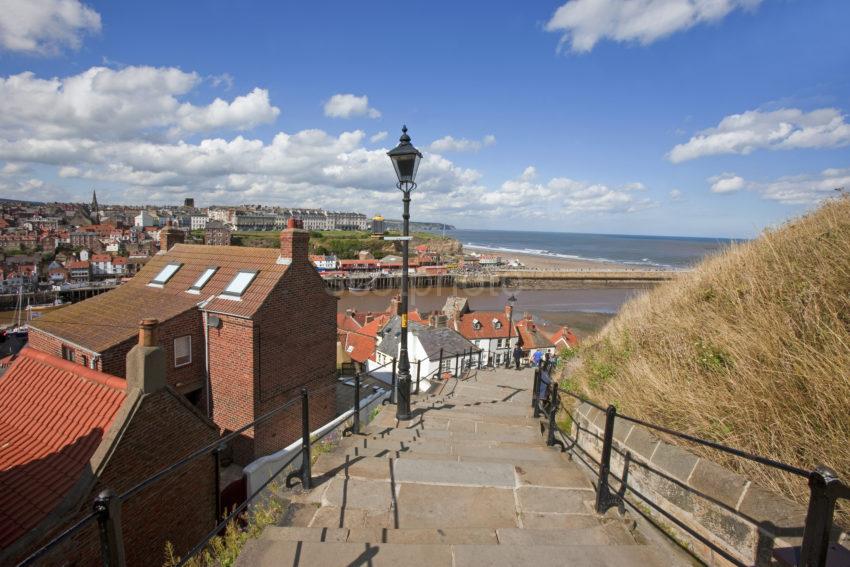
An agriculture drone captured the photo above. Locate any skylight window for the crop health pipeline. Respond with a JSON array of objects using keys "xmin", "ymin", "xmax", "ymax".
[
  {"xmin": 149, "ymin": 263, "xmax": 182, "ymax": 287},
  {"xmin": 188, "ymin": 267, "xmax": 218, "ymax": 293},
  {"xmin": 221, "ymin": 270, "xmax": 258, "ymax": 298}
]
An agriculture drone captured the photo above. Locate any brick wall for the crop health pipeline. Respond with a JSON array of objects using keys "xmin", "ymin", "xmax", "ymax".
[
  {"xmin": 10, "ymin": 389, "xmax": 218, "ymax": 567},
  {"xmin": 253, "ymin": 257, "xmax": 337, "ymax": 458},
  {"xmin": 29, "ymin": 309, "xmax": 207, "ymax": 397},
  {"xmin": 208, "ymin": 314, "xmax": 257, "ymax": 464}
]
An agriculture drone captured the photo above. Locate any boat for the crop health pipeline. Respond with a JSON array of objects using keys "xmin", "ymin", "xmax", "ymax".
[{"xmin": 347, "ymin": 274, "xmax": 378, "ymax": 292}]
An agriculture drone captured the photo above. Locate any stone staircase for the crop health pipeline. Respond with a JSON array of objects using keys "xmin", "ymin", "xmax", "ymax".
[{"xmin": 237, "ymin": 368, "xmax": 688, "ymax": 566}]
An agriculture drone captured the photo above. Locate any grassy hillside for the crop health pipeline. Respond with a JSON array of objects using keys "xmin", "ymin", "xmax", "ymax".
[{"xmin": 561, "ymin": 196, "xmax": 850, "ymax": 513}]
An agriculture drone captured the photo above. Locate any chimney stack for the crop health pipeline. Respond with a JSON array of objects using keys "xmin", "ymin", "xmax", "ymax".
[
  {"xmin": 159, "ymin": 220, "xmax": 184, "ymax": 252},
  {"xmin": 126, "ymin": 318, "xmax": 166, "ymax": 394},
  {"xmin": 279, "ymin": 217, "xmax": 308, "ymax": 265}
]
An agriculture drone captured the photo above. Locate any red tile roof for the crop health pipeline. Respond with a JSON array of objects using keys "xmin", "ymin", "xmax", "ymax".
[
  {"xmin": 547, "ymin": 326, "xmax": 579, "ymax": 349},
  {"xmin": 0, "ymin": 348, "xmax": 126, "ymax": 548},
  {"xmin": 31, "ymin": 242, "xmax": 312, "ymax": 352},
  {"xmin": 340, "ymin": 331, "xmax": 376, "ymax": 363},
  {"xmin": 67, "ymin": 260, "xmax": 90, "ymax": 269},
  {"xmin": 515, "ymin": 318, "xmax": 555, "ymax": 350},
  {"xmin": 452, "ymin": 311, "xmax": 512, "ymax": 339}
]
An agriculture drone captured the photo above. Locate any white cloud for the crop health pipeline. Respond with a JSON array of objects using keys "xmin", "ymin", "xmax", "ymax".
[
  {"xmin": 546, "ymin": 0, "xmax": 760, "ymax": 53},
  {"xmin": 475, "ymin": 166, "xmax": 654, "ymax": 217},
  {"xmin": 749, "ymin": 168, "xmax": 850, "ymax": 205},
  {"xmin": 0, "ymin": 66, "xmax": 655, "ymax": 223},
  {"xmin": 323, "ymin": 94, "xmax": 381, "ymax": 119},
  {"xmin": 670, "ymin": 188, "xmax": 683, "ymax": 200},
  {"xmin": 0, "ymin": 0, "xmax": 101, "ymax": 55},
  {"xmin": 709, "ymin": 173, "xmax": 745, "ymax": 194},
  {"xmin": 669, "ymin": 107, "xmax": 850, "ymax": 163},
  {"xmin": 429, "ymin": 134, "xmax": 496, "ymax": 153},
  {"xmin": 0, "ymin": 66, "xmax": 280, "ymax": 140},
  {"xmin": 209, "ymin": 73, "xmax": 234, "ymax": 90},
  {"xmin": 705, "ymin": 168, "xmax": 849, "ymax": 204},
  {"xmin": 370, "ymin": 131, "xmax": 388, "ymax": 143},
  {"xmin": 176, "ymin": 88, "xmax": 280, "ymax": 133}
]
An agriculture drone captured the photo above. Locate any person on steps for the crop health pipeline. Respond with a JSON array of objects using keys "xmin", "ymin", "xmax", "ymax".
[{"xmin": 512, "ymin": 344, "xmax": 523, "ymax": 370}]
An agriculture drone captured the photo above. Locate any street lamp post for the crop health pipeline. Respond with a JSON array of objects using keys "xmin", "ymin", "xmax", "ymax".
[
  {"xmin": 387, "ymin": 126, "xmax": 422, "ymax": 421},
  {"xmin": 505, "ymin": 293, "xmax": 517, "ymax": 368}
]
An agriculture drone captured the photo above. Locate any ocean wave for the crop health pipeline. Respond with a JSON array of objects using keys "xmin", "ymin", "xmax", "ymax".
[{"xmin": 463, "ymin": 243, "xmax": 675, "ymax": 269}]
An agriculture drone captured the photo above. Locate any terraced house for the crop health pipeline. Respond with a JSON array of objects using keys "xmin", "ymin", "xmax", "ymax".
[{"xmin": 28, "ymin": 220, "xmax": 337, "ymax": 464}]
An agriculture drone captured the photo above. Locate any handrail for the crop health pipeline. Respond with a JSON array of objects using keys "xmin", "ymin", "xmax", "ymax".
[
  {"xmin": 558, "ymin": 386, "xmax": 809, "ymax": 478},
  {"xmin": 550, "ymin": 379, "xmax": 849, "ymax": 567},
  {"xmin": 17, "ymin": 511, "xmax": 98, "ymax": 567},
  {"xmin": 16, "ymin": 376, "xmax": 352, "ymax": 567}
]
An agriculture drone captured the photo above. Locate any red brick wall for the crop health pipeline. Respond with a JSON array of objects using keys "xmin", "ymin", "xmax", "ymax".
[
  {"xmin": 29, "ymin": 310, "xmax": 207, "ymax": 397},
  {"xmin": 253, "ymin": 258, "xmax": 337, "ymax": 458},
  {"xmin": 8, "ymin": 388, "xmax": 219, "ymax": 567},
  {"xmin": 208, "ymin": 314, "xmax": 257, "ymax": 464}
]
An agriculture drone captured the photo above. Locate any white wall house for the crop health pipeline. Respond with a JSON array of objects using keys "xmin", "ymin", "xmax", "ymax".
[
  {"xmin": 134, "ymin": 210, "xmax": 156, "ymax": 227},
  {"xmin": 370, "ymin": 316, "xmax": 480, "ymax": 392}
]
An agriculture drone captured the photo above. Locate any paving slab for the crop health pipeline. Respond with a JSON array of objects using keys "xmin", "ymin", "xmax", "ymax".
[
  {"xmin": 309, "ymin": 506, "xmax": 392, "ymax": 529},
  {"xmin": 396, "ymin": 484, "xmax": 518, "ymax": 528},
  {"xmin": 496, "ymin": 526, "xmax": 627, "ymax": 546},
  {"xmin": 237, "ymin": 540, "xmax": 453, "ymax": 567},
  {"xmin": 514, "ymin": 463, "xmax": 592, "ymax": 489},
  {"xmin": 261, "ymin": 526, "xmax": 349, "ymax": 542},
  {"xmin": 313, "ymin": 454, "xmax": 393, "ymax": 481},
  {"xmin": 520, "ymin": 512, "xmax": 602, "ymax": 530},
  {"xmin": 394, "ymin": 457, "xmax": 516, "ymax": 488},
  {"xmin": 516, "ymin": 486, "xmax": 595, "ymax": 514},
  {"xmin": 346, "ymin": 527, "xmax": 498, "ymax": 545},
  {"xmin": 321, "ymin": 477, "xmax": 395, "ymax": 511},
  {"xmin": 452, "ymin": 544, "xmax": 665, "ymax": 567}
]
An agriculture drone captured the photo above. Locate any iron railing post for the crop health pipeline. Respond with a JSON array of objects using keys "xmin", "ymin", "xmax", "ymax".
[
  {"xmin": 532, "ymin": 368, "xmax": 541, "ymax": 417},
  {"xmin": 415, "ymin": 361, "xmax": 421, "ymax": 395},
  {"xmin": 351, "ymin": 373, "xmax": 361, "ymax": 435},
  {"xmin": 391, "ymin": 357, "xmax": 397, "ymax": 404},
  {"xmin": 799, "ymin": 466, "xmax": 839, "ymax": 567},
  {"xmin": 477, "ymin": 348, "xmax": 482, "ymax": 368},
  {"xmin": 93, "ymin": 488, "xmax": 125, "ymax": 567},
  {"xmin": 547, "ymin": 382, "xmax": 558, "ymax": 447},
  {"xmin": 595, "ymin": 405, "xmax": 619, "ymax": 513},
  {"xmin": 213, "ymin": 443, "xmax": 225, "ymax": 519},
  {"xmin": 299, "ymin": 388, "xmax": 312, "ymax": 489},
  {"xmin": 438, "ymin": 348, "xmax": 443, "ymax": 378},
  {"xmin": 454, "ymin": 352, "xmax": 459, "ymax": 377}
]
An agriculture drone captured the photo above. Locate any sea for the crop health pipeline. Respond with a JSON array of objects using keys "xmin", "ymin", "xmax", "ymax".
[{"xmin": 446, "ymin": 229, "xmax": 738, "ymax": 269}]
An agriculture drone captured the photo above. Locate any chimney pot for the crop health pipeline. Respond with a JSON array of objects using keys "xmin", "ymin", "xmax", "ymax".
[
  {"xmin": 139, "ymin": 318, "xmax": 158, "ymax": 346},
  {"xmin": 126, "ymin": 318, "xmax": 166, "ymax": 394}
]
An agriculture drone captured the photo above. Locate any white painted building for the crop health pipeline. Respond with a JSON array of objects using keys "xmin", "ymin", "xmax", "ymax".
[{"xmin": 134, "ymin": 210, "xmax": 156, "ymax": 227}]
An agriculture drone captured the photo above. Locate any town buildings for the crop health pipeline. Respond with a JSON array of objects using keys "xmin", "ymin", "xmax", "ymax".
[
  {"xmin": 204, "ymin": 220, "xmax": 232, "ymax": 245},
  {"xmin": 442, "ymin": 296, "xmax": 517, "ymax": 367},
  {"xmin": 0, "ymin": 325, "xmax": 218, "ymax": 567},
  {"xmin": 28, "ymin": 220, "xmax": 337, "ymax": 464}
]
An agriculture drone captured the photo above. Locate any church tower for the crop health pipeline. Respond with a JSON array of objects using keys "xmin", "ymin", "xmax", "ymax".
[{"xmin": 91, "ymin": 189, "xmax": 99, "ymax": 222}]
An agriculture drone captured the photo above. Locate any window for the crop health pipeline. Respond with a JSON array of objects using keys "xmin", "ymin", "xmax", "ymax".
[
  {"xmin": 80, "ymin": 355, "xmax": 88, "ymax": 368},
  {"xmin": 221, "ymin": 270, "xmax": 258, "ymax": 298},
  {"xmin": 174, "ymin": 336, "xmax": 192, "ymax": 367},
  {"xmin": 149, "ymin": 263, "xmax": 182, "ymax": 287},
  {"xmin": 188, "ymin": 267, "xmax": 218, "ymax": 293},
  {"xmin": 61, "ymin": 345, "xmax": 74, "ymax": 362}
]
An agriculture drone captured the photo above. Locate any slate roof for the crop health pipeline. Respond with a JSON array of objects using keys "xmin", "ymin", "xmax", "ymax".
[
  {"xmin": 31, "ymin": 243, "xmax": 300, "ymax": 353},
  {"xmin": 0, "ymin": 348, "xmax": 126, "ymax": 548},
  {"xmin": 377, "ymin": 316, "xmax": 479, "ymax": 359}
]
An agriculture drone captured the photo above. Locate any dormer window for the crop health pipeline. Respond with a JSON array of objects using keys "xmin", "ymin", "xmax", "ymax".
[
  {"xmin": 221, "ymin": 270, "xmax": 258, "ymax": 298},
  {"xmin": 148, "ymin": 263, "xmax": 182, "ymax": 287},
  {"xmin": 492, "ymin": 318, "xmax": 502, "ymax": 329},
  {"xmin": 188, "ymin": 267, "xmax": 218, "ymax": 293},
  {"xmin": 472, "ymin": 318, "xmax": 481, "ymax": 330}
]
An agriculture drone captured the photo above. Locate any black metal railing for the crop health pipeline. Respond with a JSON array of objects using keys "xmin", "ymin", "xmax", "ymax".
[
  {"xmin": 17, "ymin": 376, "xmax": 390, "ymax": 567},
  {"xmin": 531, "ymin": 367, "xmax": 849, "ymax": 567}
]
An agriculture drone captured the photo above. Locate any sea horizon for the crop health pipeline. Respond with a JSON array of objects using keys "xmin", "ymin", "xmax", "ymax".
[{"xmin": 447, "ymin": 228, "xmax": 739, "ymax": 269}]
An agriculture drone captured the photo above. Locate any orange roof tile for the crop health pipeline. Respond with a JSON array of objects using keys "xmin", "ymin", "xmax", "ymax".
[
  {"xmin": 515, "ymin": 319, "xmax": 555, "ymax": 350},
  {"xmin": 453, "ymin": 311, "xmax": 512, "ymax": 339},
  {"xmin": 0, "ymin": 348, "xmax": 126, "ymax": 548},
  {"xmin": 32, "ymin": 242, "xmax": 314, "ymax": 352},
  {"xmin": 341, "ymin": 331, "xmax": 376, "ymax": 363}
]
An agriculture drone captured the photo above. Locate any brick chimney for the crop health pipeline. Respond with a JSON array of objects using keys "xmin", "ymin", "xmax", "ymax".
[
  {"xmin": 504, "ymin": 303, "xmax": 513, "ymax": 320},
  {"xmin": 126, "ymin": 318, "xmax": 166, "ymax": 394},
  {"xmin": 159, "ymin": 220, "xmax": 184, "ymax": 252},
  {"xmin": 278, "ymin": 217, "xmax": 309, "ymax": 265}
]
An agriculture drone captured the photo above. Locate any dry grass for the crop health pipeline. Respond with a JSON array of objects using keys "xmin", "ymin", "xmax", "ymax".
[{"xmin": 562, "ymin": 196, "xmax": 850, "ymax": 518}]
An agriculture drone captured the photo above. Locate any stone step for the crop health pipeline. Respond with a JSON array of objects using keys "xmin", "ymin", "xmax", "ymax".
[
  {"xmin": 252, "ymin": 525, "xmax": 639, "ymax": 546},
  {"xmin": 236, "ymin": 541, "xmax": 665, "ymax": 567},
  {"xmin": 331, "ymin": 438, "xmax": 569, "ymax": 465}
]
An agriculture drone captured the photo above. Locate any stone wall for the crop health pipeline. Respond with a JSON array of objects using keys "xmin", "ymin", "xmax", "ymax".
[{"xmin": 566, "ymin": 399, "xmax": 822, "ymax": 567}]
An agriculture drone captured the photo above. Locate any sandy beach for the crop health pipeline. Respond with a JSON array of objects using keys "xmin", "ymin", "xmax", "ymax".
[{"xmin": 464, "ymin": 245, "xmax": 646, "ymax": 271}]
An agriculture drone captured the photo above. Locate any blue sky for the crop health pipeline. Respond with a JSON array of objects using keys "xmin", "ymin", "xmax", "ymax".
[{"xmin": 0, "ymin": 0, "xmax": 848, "ymax": 238}]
